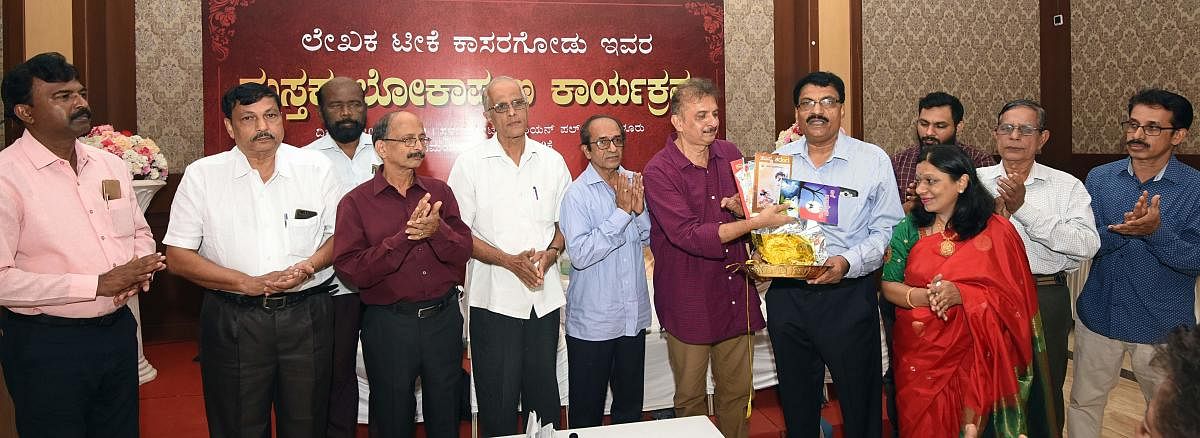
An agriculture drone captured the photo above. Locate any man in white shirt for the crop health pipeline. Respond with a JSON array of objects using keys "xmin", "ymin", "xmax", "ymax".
[
  {"xmin": 447, "ymin": 76, "xmax": 570, "ymax": 437},
  {"xmin": 302, "ymin": 76, "xmax": 380, "ymax": 438},
  {"xmin": 164, "ymin": 82, "xmax": 342, "ymax": 438},
  {"xmin": 977, "ymin": 99, "xmax": 1100, "ymax": 436}
]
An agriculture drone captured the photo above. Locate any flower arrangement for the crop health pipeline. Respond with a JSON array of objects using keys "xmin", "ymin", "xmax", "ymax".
[
  {"xmin": 81, "ymin": 125, "xmax": 168, "ymax": 181},
  {"xmin": 775, "ymin": 122, "xmax": 803, "ymax": 149}
]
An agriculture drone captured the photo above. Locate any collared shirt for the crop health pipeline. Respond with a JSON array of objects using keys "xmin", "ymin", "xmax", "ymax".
[
  {"xmin": 775, "ymin": 133, "xmax": 905, "ymax": 278},
  {"xmin": 978, "ymin": 161, "xmax": 1100, "ymax": 274},
  {"xmin": 561, "ymin": 164, "xmax": 652, "ymax": 341},
  {"xmin": 0, "ymin": 131, "xmax": 156, "ymax": 318},
  {"xmin": 446, "ymin": 136, "xmax": 571, "ymax": 319},
  {"xmin": 643, "ymin": 133, "xmax": 765, "ymax": 344},
  {"xmin": 304, "ymin": 132, "xmax": 381, "ymax": 296},
  {"xmin": 1079, "ymin": 156, "xmax": 1200, "ymax": 344},
  {"xmin": 163, "ymin": 144, "xmax": 340, "ymax": 292},
  {"xmin": 892, "ymin": 142, "xmax": 995, "ymax": 200},
  {"xmin": 333, "ymin": 168, "xmax": 472, "ymax": 305}
]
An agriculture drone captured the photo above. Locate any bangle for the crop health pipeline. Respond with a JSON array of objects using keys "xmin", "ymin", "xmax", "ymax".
[
  {"xmin": 547, "ymin": 246, "xmax": 563, "ymax": 254},
  {"xmin": 905, "ymin": 287, "xmax": 917, "ymax": 309}
]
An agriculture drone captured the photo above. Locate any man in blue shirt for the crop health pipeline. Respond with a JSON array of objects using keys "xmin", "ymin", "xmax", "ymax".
[
  {"xmin": 768, "ymin": 71, "xmax": 904, "ymax": 438},
  {"xmin": 560, "ymin": 114, "xmax": 652, "ymax": 428},
  {"xmin": 1070, "ymin": 89, "xmax": 1200, "ymax": 438}
]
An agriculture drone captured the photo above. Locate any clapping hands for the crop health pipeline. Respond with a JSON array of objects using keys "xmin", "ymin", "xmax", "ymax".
[
  {"xmin": 926, "ymin": 274, "xmax": 962, "ymax": 320},
  {"xmin": 1109, "ymin": 190, "xmax": 1161, "ymax": 236}
]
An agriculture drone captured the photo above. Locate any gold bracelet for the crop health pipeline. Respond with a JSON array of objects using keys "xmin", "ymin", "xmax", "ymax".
[{"xmin": 905, "ymin": 287, "xmax": 917, "ymax": 309}]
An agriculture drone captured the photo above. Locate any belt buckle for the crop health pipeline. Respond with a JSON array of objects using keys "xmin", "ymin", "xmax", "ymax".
[
  {"xmin": 416, "ymin": 303, "xmax": 439, "ymax": 319},
  {"xmin": 262, "ymin": 295, "xmax": 287, "ymax": 310}
]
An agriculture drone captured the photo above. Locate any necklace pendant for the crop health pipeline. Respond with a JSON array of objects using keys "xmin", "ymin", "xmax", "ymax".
[{"xmin": 939, "ymin": 239, "xmax": 956, "ymax": 257}]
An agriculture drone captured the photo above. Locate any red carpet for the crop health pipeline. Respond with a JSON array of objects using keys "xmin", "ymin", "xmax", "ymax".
[{"xmin": 140, "ymin": 341, "xmax": 871, "ymax": 437}]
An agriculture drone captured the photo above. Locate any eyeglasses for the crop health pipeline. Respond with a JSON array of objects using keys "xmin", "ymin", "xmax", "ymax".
[
  {"xmin": 1120, "ymin": 121, "xmax": 1179, "ymax": 136},
  {"xmin": 589, "ymin": 136, "xmax": 626, "ymax": 150},
  {"xmin": 795, "ymin": 97, "xmax": 842, "ymax": 111},
  {"xmin": 380, "ymin": 136, "xmax": 433, "ymax": 148},
  {"xmin": 485, "ymin": 98, "xmax": 529, "ymax": 114},
  {"xmin": 994, "ymin": 123, "xmax": 1042, "ymax": 136}
]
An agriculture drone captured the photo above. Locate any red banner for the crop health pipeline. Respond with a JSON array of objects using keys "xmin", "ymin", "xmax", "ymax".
[{"xmin": 202, "ymin": 0, "xmax": 726, "ymax": 178}]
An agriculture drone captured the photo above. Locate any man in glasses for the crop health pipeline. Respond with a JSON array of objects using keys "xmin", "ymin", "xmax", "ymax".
[
  {"xmin": 976, "ymin": 99, "xmax": 1100, "ymax": 437},
  {"xmin": 334, "ymin": 110, "xmax": 472, "ymax": 438},
  {"xmin": 767, "ymin": 71, "xmax": 903, "ymax": 438},
  {"xmin": 892, "ymin": 92, "xmax": 995, "ymax": 213},
  {"xmin": 1071, "ymin": 89, "xmax": 1200, "ymax": 438},
  {"xmin": 302, "ymin": 76, "xmax": 381, "ymax": 438},
  {"xmin": 447, "ymin": 76, "xmax": 571, "ymax": 436},
  {"xmin": 559, "ymin": 114, "xmax": 650, "ymax": 428}
]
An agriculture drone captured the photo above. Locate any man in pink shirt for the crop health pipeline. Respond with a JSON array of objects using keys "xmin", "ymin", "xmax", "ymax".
[{"xmin": 0, "ymin": 52, "xmax": 165, "ymax": 437}]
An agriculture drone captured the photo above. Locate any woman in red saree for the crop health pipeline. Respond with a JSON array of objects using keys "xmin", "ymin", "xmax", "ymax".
[{"xmin": 882, "ymin": 146, "xmax": 1054, "ymax": 437}]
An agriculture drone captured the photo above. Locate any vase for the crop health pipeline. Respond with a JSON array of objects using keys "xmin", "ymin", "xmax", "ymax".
[{"xmin": 131, "ymin": 179, "xmax": 166, "ymax": 385}]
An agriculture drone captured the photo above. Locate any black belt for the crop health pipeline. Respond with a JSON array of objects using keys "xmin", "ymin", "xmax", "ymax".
[
  {"xmin": 374, "ymin": 286, "xmax": 462, "ymax": 319},
  {"xmin": 209, "ymin": 278, "xmax": 336, "ymax": 310},
  {"xmin": 1034, "ymin": 272, "xmax": 1067, "ymax": 287},
  {"xmin": 2, "ymin": 305, "xmax": 130, "ymax": 327}
]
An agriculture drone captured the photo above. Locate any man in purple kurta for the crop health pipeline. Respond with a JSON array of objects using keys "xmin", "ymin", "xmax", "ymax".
[{"xmin": 642, "ymin": 78, "xmax": 793, "ymax": 438}]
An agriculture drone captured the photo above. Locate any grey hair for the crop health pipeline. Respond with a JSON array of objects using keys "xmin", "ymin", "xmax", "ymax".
[
  {"xmin": 669, "ymin": 77, "xmax": 720, "ymax": 115},
  {"xmin": 482, "ymin": 75, "xmax": 520, "ymax": 109},
  {"xmin": 997, "ymin": 99, "xmax": 1047, "ymax": 129}
]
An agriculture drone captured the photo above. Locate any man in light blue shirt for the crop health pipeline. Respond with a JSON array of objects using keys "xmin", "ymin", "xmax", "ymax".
[
  {"xmin": 767, "ymin": 72, "xmax": 903, "ymax": 438},
  {"xmin": 560, "ymin": 114, "xmax": 651, "ymax": 428}
]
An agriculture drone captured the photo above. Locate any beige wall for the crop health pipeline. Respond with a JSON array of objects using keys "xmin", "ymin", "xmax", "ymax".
[
  {"xmin": 136, "ymin": 0, "xmax": 203, "ymax": 168},
  {"xmin": 724, "ymin": 0, "xmax": 776, "ymax": 155},
  {"xmin": 1071, "ymin": 1, "xmax": 1200, "ymax": 155},
  {"xmin": 25, "ymin": 0, "xmax": 73, "ymax": 60},
  {"xmin": 861, "ymin": 0, "xmax": 1040, "ymax": 155}
]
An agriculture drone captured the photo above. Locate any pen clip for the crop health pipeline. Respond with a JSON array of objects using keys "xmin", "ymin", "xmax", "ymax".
[{"xmin": 284, "ymin": 213, "xmax": 288, "ymax": 228}]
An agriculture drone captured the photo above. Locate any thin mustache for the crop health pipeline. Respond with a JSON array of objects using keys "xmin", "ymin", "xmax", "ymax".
[{"xmin": 1127, "ymin": 140, "xmax": 1149, "ymax": 147}]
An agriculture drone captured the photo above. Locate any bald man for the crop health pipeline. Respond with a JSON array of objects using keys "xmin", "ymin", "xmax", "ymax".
[
  {"xmin": 334, "ymin": 111, "xmax": 472, "ymax": 438},
  {"xmin": 303, "ymin": 76, "xmax": 381, "ymax": 437}
]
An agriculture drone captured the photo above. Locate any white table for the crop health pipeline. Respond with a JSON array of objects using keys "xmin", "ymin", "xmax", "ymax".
[{"xmin": 496, "ymin": 415, "xmax": 722, "ymax": 438}]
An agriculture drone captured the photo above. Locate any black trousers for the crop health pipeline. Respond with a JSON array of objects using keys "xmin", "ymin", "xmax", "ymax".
[
  {"xmin": 565, "ymin": 332, "xmax": 646, "ymax": 428},
  {"xmin": 328, "ymin": 292, "xmax": 363, "ymax": 438},
  {"xmin": 0, "ymin": 306, "xmax": 138, "ymax": 438},
  {"xmin": 879, "ymin": 296, "xmax": 899, "ymax": 438},
  {"xmin": 469, "ymin": 307, "xmax": 561, "ymax": 437},
  {"xmin": 200, "ymin": 291, "xmax": 333, "ymax": 438},
  {"xmin": 1027, "ymin": 282, "xmax": 1072, "ymax": 436},
  {"xmin": 766, "ymin": 274, "xmax": 882, "ymax": 438},
  {"xmin": 361, "ymin": 295, "xmax": 463, "ymax": 438}
]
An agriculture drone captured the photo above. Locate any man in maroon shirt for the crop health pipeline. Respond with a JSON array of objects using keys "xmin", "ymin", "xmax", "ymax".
[
  {"xmin": 333, "ymin": 111, "xmax": 472, "ymax": 438},
  {"xmin": 643, "ymin": 78, "xmax": 792, "ymax": 438},
  {"xmin": 891, "ymin": 92, "xmax": 995, "ymax": 212}
]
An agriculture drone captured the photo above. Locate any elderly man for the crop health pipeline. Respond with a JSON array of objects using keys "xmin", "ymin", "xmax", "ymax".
[
  {"xmin": 164, "ymin": 82, "xmax": 342, "ymax": 438},
  {"xmin": 1070, "ymin": 89, "xmax": 1200, "ymax": 438},
  {"xmin": 642, "ymin": 78, "xmax": 793, "ymax": 438},
  {"xmin": 447, "ymin": 76, "xmax": 571, "ymax": 436},
  {"xmin": 303, "ymin": 76, "xmax": 380, "ymax": 438},
  {"xmin": 334, "ymin": 111, "xmax": 472, "ymax": 438},
  {"xmin": 892, "ymin": 92, "xmax": 995, "ymax": 212},
  {"xmin": 560, "ymin": 114, "xmax": 651, "ymax": 428},
  {"xmin": 768, "ymin": 71, "xmax": 903, "ymax": 438},
  {"xmin": 976, "ymin": 99, "xmax": 1099, "ymax": 437},
  {"xmin": 0, "ymin": 52, "xmax": 165, "ymax": 437}
]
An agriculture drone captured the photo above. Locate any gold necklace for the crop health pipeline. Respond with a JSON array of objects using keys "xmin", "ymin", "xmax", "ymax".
[{"xmin": 927, "ymin": 219, "xmax": 956, "ymax": 257}]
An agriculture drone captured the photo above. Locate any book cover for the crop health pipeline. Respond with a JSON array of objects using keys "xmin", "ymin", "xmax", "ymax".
[
  {"xmin": 752, "ymin": 152, "xmax": 792, "ymax": 213},
  {"xmin": 729, "ymin": 158, "xmax": 755, "ymax": 217},
  {"xmin": 779, "ymin": 178, "xmax": 840, "ymax": 225}
]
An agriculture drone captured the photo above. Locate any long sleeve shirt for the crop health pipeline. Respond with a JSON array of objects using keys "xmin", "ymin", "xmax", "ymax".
[
  {"xmin": 892, "ymin": 141, "xmax": 994, "ymax": 200},
  {"xmin": 774, "ymin": 133, "xmax": 904, "ymax": 278},
  {"xmin": 644, "ymin": 133, "xmax": 765, "ymax": 344},
  {"xmin": 333, "ymin": 169, "xmax": 472, "ymax": 305},
  {"xmin": 560, "ymin": 164, "xmax": 652, "ymax": 341},
  {"xmin": 1078, "ymin": 156, "xmax": 1200, "ymax": 344},
  {"xmin": 0, "ymin": 131, "xmax": 156, "ymax": 317},
  {"xmin": 304, "ymin": 132, "xmax": 381, "ymax": 296},
  {"xmin": 978, "ymin": 161, "xmax": 1100, "ymax": 274}
]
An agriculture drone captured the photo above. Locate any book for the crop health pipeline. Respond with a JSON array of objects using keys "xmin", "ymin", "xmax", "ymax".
[
  {"xmin": 752, "ymin": 152, "xmax": 792, "ymax": 213},
  {"xmin": 730, "ymin": 158, "xmax": 755, "ymax": 217},
  {"xmin": 779, "ymin": 179, "xmax": 841, "ymax": 225}
]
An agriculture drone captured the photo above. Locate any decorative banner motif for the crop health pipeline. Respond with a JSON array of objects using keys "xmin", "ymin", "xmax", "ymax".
[{"xmin": 203, "ymin": 0, "xmax": 725, "ymax": 178}]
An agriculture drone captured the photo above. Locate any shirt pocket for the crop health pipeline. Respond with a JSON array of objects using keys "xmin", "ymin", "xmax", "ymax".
[
  {"xmin": 287, "ymin": 216, "xmax": 321, "ymax": 257},
  {"xmin": 109, "ymin": 203, "xmax": 136, "ymax": 237}
]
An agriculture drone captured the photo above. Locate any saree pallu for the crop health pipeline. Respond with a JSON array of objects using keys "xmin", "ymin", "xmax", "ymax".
[{"xmin": 883, "ymin": 215, "xmax": 1056, "ymax": 437}]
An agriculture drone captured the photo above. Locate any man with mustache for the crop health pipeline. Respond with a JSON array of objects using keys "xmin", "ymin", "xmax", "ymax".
[
  {"xmin": 447, "ymin": 76, "xmax": 570, "ymax": 436},
  {"xmin": 767, "ymin": 71, "xmax": 903, "ymax": 438},
  {"xmin": 559, "ymin": 114, "xmax": 651, "ymax": 428},
  {"xmin": 892, "ymin": 92, "xmax": 995, "ymax": 213},
  {"xmin": 976, "ymin": 99, "xmax": 1099, "ymax": 437},
  {"xmin": 302, "ymin": 76, "xmax": 381, "ymax": 438},
  {"xmin": 334, "ymin": 111, "xmax": 471, "ymax": 438},
  {"xmin": 0, "ymin": 52, "xmax": 166, "ymax": 437},
  {"xmin": 1070, "ymin": 89, "xmax": 1200, "ymax": 438},
  {"xmin": 642, "ymin": 78, "xmax": 794, "ymax": 438},
  {"xmin": 164, "ymin": 82, "xmax": 342, "ymax": 437}
]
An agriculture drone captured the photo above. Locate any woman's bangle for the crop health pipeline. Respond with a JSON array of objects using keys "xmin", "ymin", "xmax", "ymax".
[{"xmin": 905, "ymin": 287, "xmax": 917, "ymax": 309}]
